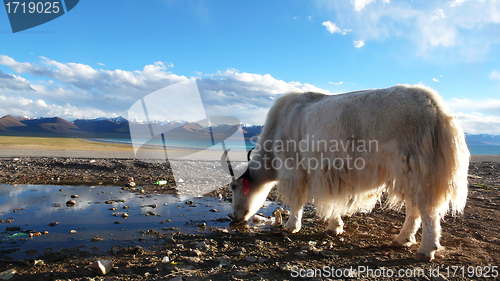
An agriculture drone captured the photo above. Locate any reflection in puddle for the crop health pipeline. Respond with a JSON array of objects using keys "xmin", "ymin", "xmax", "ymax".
[{"xmin": 0, "ymin": 184, "xmax": 278, "ymax": 260}]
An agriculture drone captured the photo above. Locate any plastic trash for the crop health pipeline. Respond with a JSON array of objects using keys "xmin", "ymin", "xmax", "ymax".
[
  {"xmin": 161, "ymin": 256, "xmax": 170, "ymax": 264},
  {"xmin": 0, "ymin": 269, "xmax": 16, "ymax": 280},
  {"xmin": 8, "ymin": 233, "xmax": 27, "ymax": 238},
  {"xmin": 128, "ymin": 177, "xmax": 136, "ymax": 187},
  {"xmin": 252, "ymin": 214, "xmax": 275, "ymax": 225},
  {"xmin": 156, "ymin": 180, "xmax": 168, "ymax": 185}
]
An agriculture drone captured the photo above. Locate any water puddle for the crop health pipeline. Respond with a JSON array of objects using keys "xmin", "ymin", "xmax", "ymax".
[{"xmin": 0, "ymin": 184, "xmax": 278, "ymax": 260}]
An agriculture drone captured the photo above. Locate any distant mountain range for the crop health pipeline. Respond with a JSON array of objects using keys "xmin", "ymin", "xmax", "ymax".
[
  {"xmin": 465, "ymin": 134, "xmax": 500, "ymax": 146},
  {"xmin": 0, "ymin": 114, "xmax": 264, "ymax": 140},
  {"xmin": 1, "ymin": 115, "xmax": 500, "ymax": 147}
]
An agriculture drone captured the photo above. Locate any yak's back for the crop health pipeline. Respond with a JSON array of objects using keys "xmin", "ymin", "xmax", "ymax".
[{"xmin": 259, "ymin": 84, "xmax": 469, "ymax": 217}]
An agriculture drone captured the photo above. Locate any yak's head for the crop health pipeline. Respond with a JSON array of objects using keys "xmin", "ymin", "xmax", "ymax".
[{"xmin": 221, "ymin": 148, "xmax": 272, "ymax": 222}]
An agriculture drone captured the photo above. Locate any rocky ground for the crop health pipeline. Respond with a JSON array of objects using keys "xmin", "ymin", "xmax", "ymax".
[{"xmin": 0, "ymin": 157, "xmax": 499, "ymax": 280}]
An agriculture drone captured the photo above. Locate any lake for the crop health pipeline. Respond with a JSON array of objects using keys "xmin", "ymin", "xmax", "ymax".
[
  {"xmin": 0, "ymin": 184, "xmax": 278, "ymax": 260},
  {"xmin": 94, "ymin": 138, "xmax": 500, "ymax": 155}
]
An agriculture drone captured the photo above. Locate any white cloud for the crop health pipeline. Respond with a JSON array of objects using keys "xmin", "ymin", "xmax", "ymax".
[
  {"xmin": 431, "ymin": 9, "xmax": 445, "ymax": 21},
  {"xmin": 489, "ymin": 70, "xmax": 500, "ymax": 80},
  {"xmin": 0, "ymin": 70, "xmax": 34, "ymax": 91},
  {"xmin": 97, "ymin": 62, "xmax": 105, "ymax": 66},
  {"xmin": 322, "ymin": 21, "xmax": 351, "ymax": 35},
  {"xmin": 0, "ymin": 55, "xmax": 185, "ymax": 91},
  {"xmin": 0, "ymin": 55, "xmax": 334, "ymax": 125},
  {"xmin": 433, "ymin": 78, "xmax": 439, "ymax": 82},
  {"xmin": 3, "ymin": 55, "xmax": 499, "ymax": 131},
  {"xmin": 444, "ymin": 98, "xmax": 500, "ymax": 134},
  {"xmin": 449, "ymin": 98, "xmax": 500, "ymax": 114},
  {"xmin": 352, "ymin": 0, "xmax": 390, "ymax": 12},
  {"xmin": 0, "ymin": 55, "xmax": 48, "ymax": 75},
  {"xmin": 455, "ymin": 112, "xmax": 500, "ymax": 135},
  {"xmin": 450, "ymin": 0, "xmax": 469, "ymax": 7},
  {"xmin": 35, "ymin": 99, "xmax": 47, "ymax": 107},
  {"xmin": 0, "ymin": 95, "xmax": 112, "ymax": 119},
  {"xmin": 353, "ymin": 39, "xmax": 365, "ymax": 48},
  {"xmin": 353, "ymin": 0, "xmax": 376, "ymax": 12},
  {"xmin": 197, "ymin": 69, "xmax": 332, "ymax": 124},
  {"xmin": 317, "ymin": 0, "xmax": 500, "ymax": 60}
]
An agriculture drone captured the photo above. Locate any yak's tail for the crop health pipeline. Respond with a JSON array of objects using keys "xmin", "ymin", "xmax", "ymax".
[{"xmin": 431, "ymin": 90, "xmax": 470, "ymax": 216}]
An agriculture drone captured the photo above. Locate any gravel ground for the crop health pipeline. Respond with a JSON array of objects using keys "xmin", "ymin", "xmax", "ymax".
[{"xmin": 0, "ymin": 155, "xmax": 499, "ymax": 280}]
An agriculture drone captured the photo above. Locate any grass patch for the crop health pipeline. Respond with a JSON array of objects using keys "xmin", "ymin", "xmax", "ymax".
[{"xmin": 0, "ymin": 136, "xmax": 133, "ymax": 152}]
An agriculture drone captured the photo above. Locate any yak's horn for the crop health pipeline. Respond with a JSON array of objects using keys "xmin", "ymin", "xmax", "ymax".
[
  {"xmin": 247, "ymin": 147, "xmax": 255, "ymax": 162},
  {"xmin": 220, "ymin": 149, "xmax": 235, "ymax": 178}
]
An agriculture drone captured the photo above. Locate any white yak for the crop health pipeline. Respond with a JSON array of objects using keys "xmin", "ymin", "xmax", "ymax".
[{"xmin": 226, "ymin": 84, "xmax": 469, "ymax": 261}]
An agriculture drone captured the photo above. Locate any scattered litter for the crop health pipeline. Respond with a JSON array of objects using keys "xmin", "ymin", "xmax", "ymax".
[
  {"xmin": 7, "ymin": 232, "xmax": 27, "ymax": 238},
  {"xmin": 161, "ymin": 256, "xmax": 170, "ymax": 264},
  {"xmin": 252, "ymin": 214, "xmax": 275, "ymax": 225},
  {"xmin": 128, "ymin": 177, "xmax": 136, "ymax": 187},
  {"xmin": 0, "ymin": 269, "xmax": 16, "ymax": 280},
  {"xmin": 156, "ymin": 180, "xmax": 168, "ymax": 185},
  {"xmin": 33, "ymin": 260, "xmax": 45, "ymax": 266}
]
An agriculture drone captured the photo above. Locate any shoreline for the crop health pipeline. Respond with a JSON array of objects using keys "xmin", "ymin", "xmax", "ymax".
[{"xmin": 0, "ymin": 148, "xmax": 498, "ymax": 162}]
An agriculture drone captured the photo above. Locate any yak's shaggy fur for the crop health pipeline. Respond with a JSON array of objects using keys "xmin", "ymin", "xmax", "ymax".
[{"xmin": 229, "ymin": 84, "xmax": 469, "ymax": 261}]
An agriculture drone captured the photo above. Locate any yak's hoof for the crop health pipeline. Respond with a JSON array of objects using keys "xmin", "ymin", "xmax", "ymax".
[
  {"xmin": 390, "ymin": 236, "xmax": 416, "ymax": 247},
  {"xmin": 284, "ymin": 221, "xmax": 301, "ymax": 234},
  {"xmin": 389, "ymin": 240, "xmax": 407, "ymax": 247},
  {"xmin": 326, "ymin": 228, "xmax": 343, "ymax": 236},
  {"xmin": 414, "ymin": 252, "xmax": 433, "ymax": 262}
]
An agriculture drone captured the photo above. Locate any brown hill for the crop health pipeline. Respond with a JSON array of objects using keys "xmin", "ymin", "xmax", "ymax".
[
  {"xmin": 0, "ymin": 114, "xmax": 26, "ymax": 130},
  {"xmin": 21, "ymin": 117, "xmax": 79, "ymax": 133}
]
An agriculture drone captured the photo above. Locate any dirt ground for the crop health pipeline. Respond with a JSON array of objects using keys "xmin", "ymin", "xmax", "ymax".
[{"xmin": 0, "ymin": 157, "xmax": 499, "ymax": 280}]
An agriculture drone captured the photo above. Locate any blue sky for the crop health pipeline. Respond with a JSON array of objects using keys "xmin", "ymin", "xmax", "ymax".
[{"xmin": 0, "ymin": 0, "xmax": 499, "ymax": 134}]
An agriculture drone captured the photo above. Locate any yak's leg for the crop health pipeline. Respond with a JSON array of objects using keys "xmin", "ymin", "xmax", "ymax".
[
  {"xmin": 326, "ymin": 214, "xmax": 344, "ymax": 236},
  {"xmin": 283, "ymin": 182, "xmax": 307, "ymax": 233},
  {"xmin": 284, "ymin": 207, "xmax": 304, "ymax": 233},
  {"xmin": 391, "ymin": 202, "xmax": 421, "ymax": 247},
  {"xmin": 415, "ymin": 208, "xmax": 441, "ymax": 261}
]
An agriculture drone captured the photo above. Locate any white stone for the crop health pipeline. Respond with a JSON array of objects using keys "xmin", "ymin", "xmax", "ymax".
[{"xmin": 91, "ymin": 260, "xmax": 113, "ymax": 275}]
